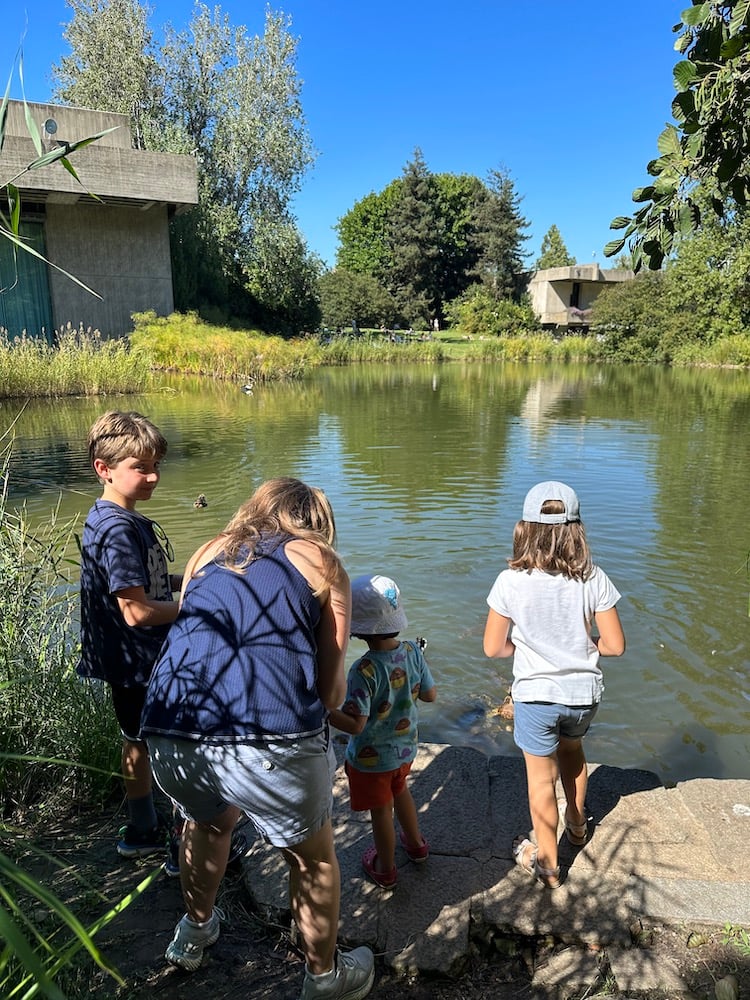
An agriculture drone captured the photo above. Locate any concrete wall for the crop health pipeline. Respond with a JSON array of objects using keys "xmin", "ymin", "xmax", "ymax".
[
  {"xmin": 528, "ymin": 265, "xmax": 634, "ymax": 328},
  {"xmin": 4, "ymin": 100, "xmax": 198, "ymax": 336},
  {"xmin": 45, "ymin": 202, "xmax": 174, "ymax": 335}
]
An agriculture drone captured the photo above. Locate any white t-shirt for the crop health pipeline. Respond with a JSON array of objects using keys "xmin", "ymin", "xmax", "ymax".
[{"xmin": 486, "ymin": 566, "xmax": 621, "ymax": 706}]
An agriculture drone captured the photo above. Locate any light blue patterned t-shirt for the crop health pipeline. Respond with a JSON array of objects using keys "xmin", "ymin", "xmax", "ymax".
[{"xmin": 343, "ymin": 640, "xmax": 435, "ymax": 773}]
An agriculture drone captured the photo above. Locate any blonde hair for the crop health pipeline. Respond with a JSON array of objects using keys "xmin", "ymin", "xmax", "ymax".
[
  {"xmin": 508, "ymin": 499, "xmax": 593, "ymax": 581},
  {"xmin": 88, "ymin": 411, "xmax": 167, "ymax": 472},
  {"xmin": 220, "ymin": 477, "xmax": 342, "ymax": 590}
]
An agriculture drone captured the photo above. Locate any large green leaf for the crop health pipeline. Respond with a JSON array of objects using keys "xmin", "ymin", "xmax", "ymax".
[
  {"xmin": 657, "ymin": 125, "xmax": 682, "ymax": 157},
  {"xmin": 672, "ymin": 89, "xmax": 696, "ymax": 123},
  {"xmin": 678, "ymin": 202, "xmax": 697, "ymax": 236},
  {"xmin": 609, "ymin": 216, "xmax": 631, "ymax": 230},
  {"xmin": 673, "ymin": 59, "xmax": 698, "ymax": 90},
  {"xmin": 721, "ymin": 33, "xmax": 746, "ymax": 58},
  {"xmin": 632, "ymin": 185, "xmax": 656, "ymax": 203},
  {"xmin": 604, "ymin": 236, "xmax": 627, "ymax": 257},
  {"xmin": 729, "ymin": 0, "xmax": 750, "ymax": 36},
  {"xmin": 681, "ymin": 3, "xmax": 710, "ymax": 27},
  {"xmin": 674, "ymin": 29, "xmax": 693, "ymax": 54}
]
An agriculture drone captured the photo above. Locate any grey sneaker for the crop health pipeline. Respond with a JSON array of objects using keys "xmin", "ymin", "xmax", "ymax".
[
  {"xmin": 299, "ymin": 946, "xmax": 375, "ymax": 1000},
  {"xmin": 165, "ymin": 906, "xmax": 223, "ymax": 971}
]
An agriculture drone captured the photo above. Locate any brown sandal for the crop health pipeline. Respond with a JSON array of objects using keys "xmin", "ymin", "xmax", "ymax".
[{"xmin": 565, "ymin": 816, "xmax": 588, "ymax": 846}]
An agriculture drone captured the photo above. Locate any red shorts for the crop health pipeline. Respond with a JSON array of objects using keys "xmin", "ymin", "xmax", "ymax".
[{"xmin": 345, "ymin": 760, "xmax": 413, "ymax": 811}]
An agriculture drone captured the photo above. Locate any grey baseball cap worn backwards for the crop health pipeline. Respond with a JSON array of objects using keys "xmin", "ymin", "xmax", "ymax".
[{"xmin": 522, "ymin": 481, "xmax": 580, "ymax": 524}]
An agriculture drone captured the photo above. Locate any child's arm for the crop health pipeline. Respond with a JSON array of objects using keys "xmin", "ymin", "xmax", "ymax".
[
  {"xmin": 418, "ymin": 684, "xmax": 437, "ymax": 703},
  {"xmin": 328, "ymin": 706, "xmax": 367, "ymax": 735},
  {"xmin": 115, "ymin": 586, "xmax": 180, "ymax": 627},
  {"xmin": 483, "ymin": 609, "xmax": 515, "ymax": 658},
  {"xmin": 593, "ymin": 606, "xmax": 625, "ymax": 656}
]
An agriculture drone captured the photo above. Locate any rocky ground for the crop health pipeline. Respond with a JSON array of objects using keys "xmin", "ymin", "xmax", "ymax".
[{"xmin": 12, "ymin": 805, "xmax": 750, "ymax": 1000}]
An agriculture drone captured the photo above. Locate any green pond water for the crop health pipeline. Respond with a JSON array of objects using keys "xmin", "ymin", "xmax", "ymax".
[{"xmin": 4, "ymin": 361, "xmax": 749, "ymax": 783}]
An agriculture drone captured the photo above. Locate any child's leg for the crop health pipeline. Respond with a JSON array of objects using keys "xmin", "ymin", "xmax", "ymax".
[
  {"xmin": 122, "ymin": 737, "xmax": 158, "ymax": 830},
  {"xmin": 369, "ymin": 803, "xmax": 396, "ymax": 872},
  {"xmin": 557, "ymin": 736, "xmax": 588, "ymax": 829},
  {"xmin": 122, "ymin": 737, "xmax": 152, "ymax": 799},
  {"xmin": 111, "ymin": 684, "xmax": 159, "ymax": 831},
  {"xmin": 522, "ymin": 751, "xmax": 560, "ymax": 872},
  {"xmin": 393, "ymin": 784, "xmax": 423, "ymax": 849}
]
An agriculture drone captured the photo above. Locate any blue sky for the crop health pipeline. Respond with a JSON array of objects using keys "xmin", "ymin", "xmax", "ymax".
[{"xmin": 2, "ymin": 1, "xmax": 683, "ymax": 267}]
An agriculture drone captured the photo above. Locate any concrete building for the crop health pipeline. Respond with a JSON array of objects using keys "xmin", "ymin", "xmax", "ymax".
[
  {"xmin": 528, "ymin": 263, "xmax": 634, "ymax": 330},
  {"xmin": 0, "ymin": 101, "xmax": 198, "ymax": 339}
]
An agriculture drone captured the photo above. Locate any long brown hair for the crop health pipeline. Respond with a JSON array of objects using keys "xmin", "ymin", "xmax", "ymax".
[
  {"xmin": 220, "ymin": 477, "xmax": 342, "ymax": 589},
  {"xmin": 508, "ymin": 500, "xmax": 593, "ymax": 580}
]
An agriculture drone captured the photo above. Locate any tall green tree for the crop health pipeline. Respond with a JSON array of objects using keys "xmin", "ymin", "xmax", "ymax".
[
  {"xmin": 335, "ymin": 183, "xmax": 400, "ymax": 282},
  {"xmin": 535, "ymin": 224, "xmax": 575, "ymax": 270},
  {"xmin": 472, "ymin": 167, "xmax": 530, "ymax": 297},
  {"xmin": 51, "ymin": 0, "xmax": 315, "ymax": 331},
  {"xmin": 386, "ymin": 149, "xmax": 444, "ymax": 325},
  {"xmin": 52, "ymin": 0, "xmax": 162, "ymax": 150},
  {"xmin": 606, "ymin": 1, "xmax": 750, "ymax": 270},
  {"xmin": 245, "ymin": 215, "xmax": 322, "ymax": 334},
  {"xmin": 336, "ymin": 155, "xmax": 529, "ymax": 325},
  {"xmin": 318, "ymin": 268, "xmax": 397, "ymax": 330}
]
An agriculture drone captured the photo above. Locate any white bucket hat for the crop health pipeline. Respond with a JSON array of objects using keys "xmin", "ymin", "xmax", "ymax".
[{"xmin": 350, "ymin": 574, "xmax": 408, "ymax": 636}]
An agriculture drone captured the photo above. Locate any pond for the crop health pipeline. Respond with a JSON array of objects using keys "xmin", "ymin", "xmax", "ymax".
[{"xmin": 3, "ymin": 361, "xmax": 749, "ymax": 784}]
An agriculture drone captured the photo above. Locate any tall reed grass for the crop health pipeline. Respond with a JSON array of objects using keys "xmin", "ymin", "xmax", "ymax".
[
  {"xmin": 0, "ymin": 443, "xmax": 145, "ymax": 998},
  {"xmin": 0, "ymin": 460, "xmax": 120, "ymax": 814},
  {"xmin": 0, "ymin": 326, "xmax": 152, "ymax": 398},
  {"xmin": 129, "ymin": 310, "xmax": 322, "ymax": 381},
  {"xmin": 473, "ymin": 333, "xmax": 602, "ymax": 363},
  {"xmin": 319, "ymin": 336, "xmax": 445, "ymax": 365},
  {"xmin": 671, "ymin": 333, "xmax": 750, "ymax": 367}
]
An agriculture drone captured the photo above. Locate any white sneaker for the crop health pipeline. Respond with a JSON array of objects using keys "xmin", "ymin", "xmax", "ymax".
[
  {"xmin": 165, "ymin": 907, "xmax": 223, "ymax": 971},
  {"xmin": 299, "ymin": 947, "xmax": 375, "ymax": 1000}
]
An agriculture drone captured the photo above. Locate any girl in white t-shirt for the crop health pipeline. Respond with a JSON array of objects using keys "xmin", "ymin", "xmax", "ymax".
[{"xmin": 483, "ymin": 481, "xmax": 625, "ymax": 888}]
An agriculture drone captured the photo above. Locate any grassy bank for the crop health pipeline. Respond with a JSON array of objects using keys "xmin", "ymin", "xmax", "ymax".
[
  {"xmin": 130, "ymin": 311, "xmax": 322, "ymax": 381},
  {"xmin": 1, "ymin": 313, "xmax": 749, "ymax": 402},
  {"xmin": 0, "ymin": 325, "xmax": 153, "ymax": 399}
]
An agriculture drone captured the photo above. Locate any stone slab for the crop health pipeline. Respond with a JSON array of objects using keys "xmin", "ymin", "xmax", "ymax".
[
  {"xmin": 607, "ymin": 945, "xmax": 691, "ymax": 995},
  {"xmin": 674, "ymin": 778, "xmax": 750, "ymax": 879},
  {"xmin": 626, "ymin": 876, "xmax": 750, "ymax": 925},
  {"xmin": 532, "ymin": 946, "xmax": 602, "ymax": 992},
  {"xmin": 478, "ymin": 860, "xmax": 632, "ymax": 947}
]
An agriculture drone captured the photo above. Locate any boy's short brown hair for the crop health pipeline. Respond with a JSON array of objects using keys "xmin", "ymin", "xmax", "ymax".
[{"xmin": 88, "ymin": 411, "xmax": 168, "ymax": 471}]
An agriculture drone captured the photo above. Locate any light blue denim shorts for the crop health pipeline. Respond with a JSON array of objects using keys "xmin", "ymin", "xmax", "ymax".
[
  {"xmin": 147, "ymin": 729, "xmax": 336, "ymax": 848},
  {"xmin": 513, "ymin": 701, "xmax": 599, "ymax": 757}
]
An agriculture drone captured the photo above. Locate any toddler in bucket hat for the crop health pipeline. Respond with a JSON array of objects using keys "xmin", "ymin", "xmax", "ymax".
[
  {"xmin": 350, "ymin": 574, "xmax": 408, "ymax": 636},
  {"xmin": 330, "ymin": 571, "xmax": 436, "ymax": 891}
]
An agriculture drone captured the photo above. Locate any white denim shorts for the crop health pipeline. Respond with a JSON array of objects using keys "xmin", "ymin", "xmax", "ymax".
[{"xmin": 147, "ymin": 729, "xmax": 336, "ymax": 848}]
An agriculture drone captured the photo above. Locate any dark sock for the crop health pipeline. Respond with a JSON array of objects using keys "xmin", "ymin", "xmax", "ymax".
[{"xmin": 128, "ymin": 793, "xmax": 158, "ymax": 831}]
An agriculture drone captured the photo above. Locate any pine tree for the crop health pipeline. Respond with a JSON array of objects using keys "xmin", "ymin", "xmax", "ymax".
[{"xmin": 535, "ymin": 225, "xmax": 576, "ymax": 269}]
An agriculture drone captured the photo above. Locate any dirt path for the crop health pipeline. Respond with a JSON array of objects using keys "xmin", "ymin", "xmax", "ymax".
[{"xmin": 15, "ymin": 806, "xmax": 750, "ymax": 1000}]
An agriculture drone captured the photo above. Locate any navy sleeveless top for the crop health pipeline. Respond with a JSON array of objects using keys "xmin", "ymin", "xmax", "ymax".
[{"xmin": 140, "ymin": 535, "xmax": 325, "ymax": 741}]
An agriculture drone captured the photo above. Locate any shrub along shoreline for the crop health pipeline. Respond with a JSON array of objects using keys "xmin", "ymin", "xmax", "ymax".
[{"xmin": 0, "ymin": 310, "xmax": 749, "ymax": 401}]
